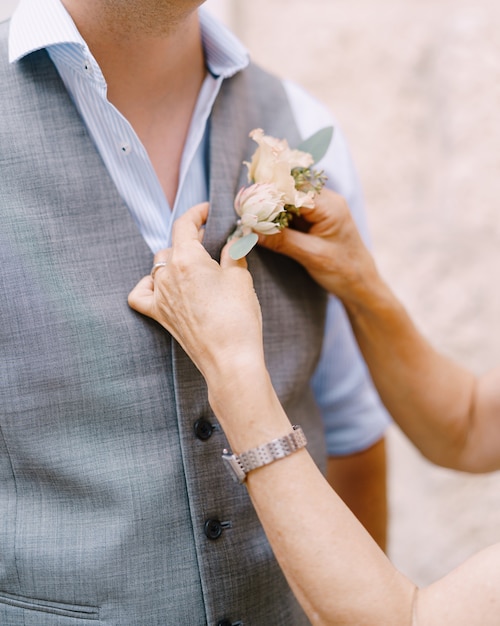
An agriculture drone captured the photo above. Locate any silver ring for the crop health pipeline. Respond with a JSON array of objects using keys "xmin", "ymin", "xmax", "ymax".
[{"xmin": 150, "ymin": 261, "xmax": 168, "ymax": 279}]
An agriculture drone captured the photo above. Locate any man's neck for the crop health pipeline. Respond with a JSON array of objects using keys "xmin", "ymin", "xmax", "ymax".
[
  {"xmin": 61, "ymin": 0, "xmax": 204, "ymax": 38},
  {"xmin": 60, "ymin": 0, "xmax": 207, "ymax": 207},
  {"xmin": 61, "ymin": 1, "xmax": 205, "ymax": 106}
]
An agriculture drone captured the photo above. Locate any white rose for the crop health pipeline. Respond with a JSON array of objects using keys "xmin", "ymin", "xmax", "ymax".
[
  {"xmin": 245, "ymin": 129, "xmax": 314, "ymax": 188},
  {"xmin": 286, "ymin": 147, "xmax": 315, "ymax": 170},
  {"xmin": 234, "ymin": 182, "xmax": 285, "ymax": 235}
]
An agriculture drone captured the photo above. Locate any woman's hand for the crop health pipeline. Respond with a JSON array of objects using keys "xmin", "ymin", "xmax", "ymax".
[
  {"xmin": 128, "ymin": 203, "xmax": 266, "ymax": 383},
  {"xmin": 258, "ymin": 188, "xmax": 381, "ymax": 312}
]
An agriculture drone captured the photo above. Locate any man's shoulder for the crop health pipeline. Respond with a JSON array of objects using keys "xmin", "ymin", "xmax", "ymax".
[
  {"xmin": 219, "ymin": 61, "xmax": 300, "ymax": 146},
  {"xmin": 0, "ymin": 44, "xmax": 58, "ymax": 96},
  {"xmin": 243, "ymin": 60, "xmax": 279, "ymax": 81},
  {"xmin": 238, "ymin": 63, "xmax": 336, "ymax": 139},
  {"xmin": 238, "ymin": 61, "xmax": 285, "ymax": 98}
]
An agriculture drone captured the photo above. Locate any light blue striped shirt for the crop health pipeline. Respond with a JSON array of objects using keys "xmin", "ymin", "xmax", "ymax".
[{"xmin": 9, "ymin": 0, "xmax": 390, "ymax": 455}]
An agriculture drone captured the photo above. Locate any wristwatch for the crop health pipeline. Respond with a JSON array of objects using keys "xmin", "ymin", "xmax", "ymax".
[{"xmin": 221, "ymin": 425, "xmax": 307, "ymax": 484}]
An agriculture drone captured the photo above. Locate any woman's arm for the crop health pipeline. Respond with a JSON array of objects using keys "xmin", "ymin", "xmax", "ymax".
[
  {"xmin": 127, "ymin": 202, "xmax": 500, "ymax": 625},
  {"xmin": 209, "ymin": 360, "xmax": 415, "ymax": 626},
  {"xmin": 259, "ymin": 190, "xmax": 500, "ymax": 473},
  {"xmin": 208, "ymin": 362, "xmax": 500, "ymax": 626}
]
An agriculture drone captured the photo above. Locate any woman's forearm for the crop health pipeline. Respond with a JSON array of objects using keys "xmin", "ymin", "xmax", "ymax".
[
  {"xmin": 342, "ymin": 274, "xmax": 483, "ymax": 471},
  {"xmin": 206, "ymin": 359, "xmax": 500, "ymax": 626},
  {"xmin": 205, "ymin": 365, "xmax": 416, "ymax": 626},
  {"xmin": 258, "ymin": 190, "xmax": 488, "ymax": 471}
]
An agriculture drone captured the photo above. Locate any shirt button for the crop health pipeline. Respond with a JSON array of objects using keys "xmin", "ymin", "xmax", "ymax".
[
  {"xmin": 119, "ymin": 142, "xmax": 132, "ymax": 155},
  {"xmin": 193, "ymin": 418, "xmax": 214, "ymax": 441},
  {"xmin": 83, "ymin": 59, "xmax": 93, "ymax": 74}
]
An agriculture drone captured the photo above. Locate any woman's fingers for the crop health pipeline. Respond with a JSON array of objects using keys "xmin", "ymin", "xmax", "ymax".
[
  {"xmin": 258, "ymin": 226, "xmax": 324, "ymax": 267},
  {"xmin": 220, "ymin": 240, "xmax": 249, "ymax": 270},
  {"xmin": 128, "ymin": 274, "xmax": 155, "ymax": 317},
  {"xmin": 284, "ymin": 189, "xmax": 344, "ymax": 230},
  {"xmin": 256, "ymin": 188, "xmax": 374, "ymax": 299},
  {"xmin": 171, "ymin": 202, "xmax": 209, "ymax": 245}
]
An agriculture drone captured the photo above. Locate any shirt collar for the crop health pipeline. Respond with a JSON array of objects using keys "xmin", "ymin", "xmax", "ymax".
[
  {"xmin": 198, "ymin": 7, "xmax": 248, "ymax": 78},
  {"xmin": 9, "ymin": 0, "xmax": 84, "ymax": 63},
  {"xmin": 9, "ymin": 0, "xmax": 249, "ymax": 78}
]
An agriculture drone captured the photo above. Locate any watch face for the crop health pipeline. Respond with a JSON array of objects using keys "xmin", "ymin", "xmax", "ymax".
[{"xmin": 221, "ymin": 451, "xmax": 246, "ymax": 484}]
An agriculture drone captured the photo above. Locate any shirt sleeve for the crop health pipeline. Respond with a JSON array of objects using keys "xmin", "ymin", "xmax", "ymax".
[{"xmin": 283, "ymin": 79, "xmax": 391, "ymax": 456}]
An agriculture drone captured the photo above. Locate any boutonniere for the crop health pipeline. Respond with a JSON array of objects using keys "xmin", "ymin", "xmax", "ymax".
[{"xmin": 228, "ymin": 126, "xmax": 334, "ymax": 259}]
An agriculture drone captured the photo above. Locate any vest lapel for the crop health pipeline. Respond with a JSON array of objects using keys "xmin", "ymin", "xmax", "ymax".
[
  {"xmin": 204, "ymin": 66, "xmax": 303, "ymax": 259},
  {"xmin": 204, "ymin": 71, "xmax": 252, "ymax": 257}
]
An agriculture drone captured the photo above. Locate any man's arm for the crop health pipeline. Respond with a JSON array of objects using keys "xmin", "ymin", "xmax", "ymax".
[
  {"xmin": 311, "ymin": 297, "xmax": 390, "ymax": 550},
  {"xmin": 282, "ymin": 80, "xmax": 390, "ymax": 544},
  {"xmin": 311, "ymin": 289, "xmax": 390, "ymax": 550},
  {"xmin": 327, "ymin": 438, "xmax": 387, "ymax": 551}
]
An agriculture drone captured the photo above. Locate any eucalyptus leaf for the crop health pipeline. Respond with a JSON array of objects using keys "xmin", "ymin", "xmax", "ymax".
[
  {"xmin": 229, "ymin": 232, "xmax": 259, "ymax": 260},
  {"xmin": 296, "ymin": 126, "xmax": 334, "ymax": 164}
]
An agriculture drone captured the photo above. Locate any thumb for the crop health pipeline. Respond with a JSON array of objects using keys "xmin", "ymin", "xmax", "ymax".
[{"xmin": 172, "ymin": 202, "xmax": 210, "ymax": 246}]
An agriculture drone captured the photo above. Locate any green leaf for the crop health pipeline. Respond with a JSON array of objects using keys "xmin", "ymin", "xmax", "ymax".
[
  {"xmin": 296, "ymin": 126, "xmax": 334, "ymax": 164},
  {"xmin": 229, "ymin": 233, "xmax": 259, "ymax": 260}
]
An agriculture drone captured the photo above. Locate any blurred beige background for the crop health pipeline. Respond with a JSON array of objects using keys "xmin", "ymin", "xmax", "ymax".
[{"xmin": 3, "ymin": 0, "xmax": 500, "ymax": 587}]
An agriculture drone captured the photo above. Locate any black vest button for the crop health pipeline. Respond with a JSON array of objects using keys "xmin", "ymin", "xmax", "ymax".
[
  {"xmin": 204, "ymin": 518, "xmax": 223, "ymax": 540},
  {"xmin": 194, "ymin": 418, "xmax": 214, "ymax": 441},
  {"xmin": 217, "ymin": 621, "xmax": 233, "ymax": 626}
]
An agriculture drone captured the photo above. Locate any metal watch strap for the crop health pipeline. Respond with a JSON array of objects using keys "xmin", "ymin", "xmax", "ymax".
[{"xmin": 222, "ymin": 425, "xmax": 307, "ymax": 484}]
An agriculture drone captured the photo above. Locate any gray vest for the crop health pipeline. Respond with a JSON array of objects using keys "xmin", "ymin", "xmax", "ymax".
[{"xmin": 0, "ymin": 21, "xmax": 327, "ymax": 626}]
